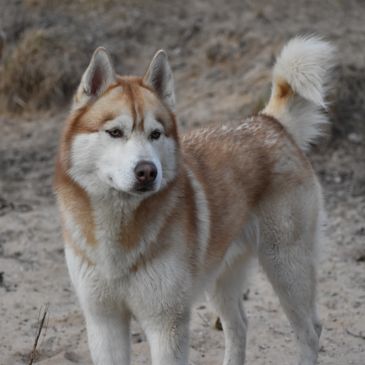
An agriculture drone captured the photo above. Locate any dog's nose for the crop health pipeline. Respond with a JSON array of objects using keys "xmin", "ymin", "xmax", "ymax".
[{"xmin": 134, "ymin": 161, "xmax": 157, "ymax": 184}]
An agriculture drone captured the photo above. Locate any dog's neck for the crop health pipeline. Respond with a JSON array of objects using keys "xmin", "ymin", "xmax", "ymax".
[
  {"xmin": 90, "ymin": 168, "xmax": 183, "ymax": 249},
  {"xmin": 56, "ymin": 156, "xmax": 184, "ymax": 252}
]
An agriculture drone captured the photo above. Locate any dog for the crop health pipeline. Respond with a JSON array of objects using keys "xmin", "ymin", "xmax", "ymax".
[{"xmin": 54, "ymin": 36, "xmax": 334, "ymax": 365}]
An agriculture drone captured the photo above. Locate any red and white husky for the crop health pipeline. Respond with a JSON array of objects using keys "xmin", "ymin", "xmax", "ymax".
[{"xmin": 55, "ymin": 36, "xmax": 334, "ymax": 365}]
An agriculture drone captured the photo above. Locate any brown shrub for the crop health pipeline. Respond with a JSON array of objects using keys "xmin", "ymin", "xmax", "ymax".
[
  {"xmin": 0, "ymin": 27, "xmax": 90, "ymax": 112},
  {"xmin": 0, "ymin": 0, "xmax": 176, "ymax": 114}
]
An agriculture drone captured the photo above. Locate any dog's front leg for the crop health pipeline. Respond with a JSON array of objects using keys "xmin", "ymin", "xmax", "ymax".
[
  {"xmin": 83, "ymin": 302, "xmax": 131, "ymax": 365},
  {"xmin": 65, "ymin": 248, "xmax": 131, "ymax": 365},
  {"xmin": 142, "ymin": 310, "xmax": 190, "ymax": 365}
]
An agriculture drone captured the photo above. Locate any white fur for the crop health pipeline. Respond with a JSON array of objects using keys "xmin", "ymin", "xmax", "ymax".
[
  {"xmin": 59, "ymin": 37, "xmax": 333, "ymax": 365},
  {"xmin": 69, "ymin": 115, "xmax": 176, "ymax": 196},
  {"xmin": 74, "ymin": 47, "xmax": 116, "ymax": 109},
  {"xmin": 143, "ymin": 50, "xmax": 176, "ymax": 111},
  {"xmin": 186, "ymin": 168, "xmax": 211, "ymax": 264},
  {"xmin": 65, "ymin": 191, "xmax": 193, "ymax": 365},
  {"xmin": 264, "ymin": 36, "xmax": 335, "ymax": 151}
]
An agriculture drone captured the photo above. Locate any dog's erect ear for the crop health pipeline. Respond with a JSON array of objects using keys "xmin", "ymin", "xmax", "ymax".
[
  {"xmin": 143, "ymin": 50, "xmax": 175, "ymax": 111},
  {"xmin": 74, "ymin": 47, "xmax": 116, "ymax": 108}
]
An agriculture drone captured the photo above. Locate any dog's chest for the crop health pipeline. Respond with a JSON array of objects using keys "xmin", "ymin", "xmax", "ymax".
[
  {"xmin": 88, "ymin": 196, "xmax": 173, "ymax": 278},
  {"xmin": 66, "ymin": 202, "xmax": 192, "ymax": 310},
  {"xmin": 89, "ymin": 202, "xmax": 140, "ymax": 277}
]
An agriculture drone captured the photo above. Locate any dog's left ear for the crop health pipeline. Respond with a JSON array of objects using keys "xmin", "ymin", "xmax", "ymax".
[{"xmin": 143, "ymin": 50, "xmax": 176, "ymax": 111}]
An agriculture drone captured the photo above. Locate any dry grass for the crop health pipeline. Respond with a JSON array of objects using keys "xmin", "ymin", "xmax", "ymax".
[
  {"xmin": 28, "ymin": 305, "xmax": 48, "ymax": 365},
  {"xmin": 0, "ymin": 0, "xmax": 172, "ymax": 114},
  {"xmin": 0, "ymin": 27, "xmax": 90, "ymax": 112}
]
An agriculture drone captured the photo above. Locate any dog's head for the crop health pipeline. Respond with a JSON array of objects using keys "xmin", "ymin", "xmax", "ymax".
[{"xmin": 60, "ymin": 48, "xmax": 179, "ymax": 197}]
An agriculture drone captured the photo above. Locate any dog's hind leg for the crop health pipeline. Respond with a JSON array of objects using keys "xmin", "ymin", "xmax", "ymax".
[
  {"xmin": 258, "ymin": 202, "xmax": 322, "ymax": 365},
  {"xmin": 206, "ymin": 250, "xmax": 254, "ymax": 365}
]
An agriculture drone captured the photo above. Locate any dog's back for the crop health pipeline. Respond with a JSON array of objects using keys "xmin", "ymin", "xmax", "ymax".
[{"xmin": 181, "ymin": 36, "xmax": 334, "ymax": 271}]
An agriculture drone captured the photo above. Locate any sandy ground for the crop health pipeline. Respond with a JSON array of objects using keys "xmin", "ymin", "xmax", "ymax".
[{"xmin": 0, "ymin": 1, "xmax": 365, "ymax": 364}]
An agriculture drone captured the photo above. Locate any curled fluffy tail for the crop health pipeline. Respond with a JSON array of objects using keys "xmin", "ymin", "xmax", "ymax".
[{"xmin": 263, "ymin": 36, "xmax": 335, "ymax": 151}]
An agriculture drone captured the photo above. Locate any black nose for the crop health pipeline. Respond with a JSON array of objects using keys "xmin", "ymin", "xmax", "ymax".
[{"xmin": 134, "ymin": 161, "xmax": 157, "ymax": 184}]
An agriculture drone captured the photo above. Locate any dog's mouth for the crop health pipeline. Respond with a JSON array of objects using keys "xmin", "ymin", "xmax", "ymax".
[{"xmin": 133, "ymin": 181, "xmax": 156, "ymax": 194}]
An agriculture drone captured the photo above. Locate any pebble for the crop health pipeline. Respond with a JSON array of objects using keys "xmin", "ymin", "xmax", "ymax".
[{"xmin": 348, "ymin": 133, "xmax": 363, "ymax": 144}]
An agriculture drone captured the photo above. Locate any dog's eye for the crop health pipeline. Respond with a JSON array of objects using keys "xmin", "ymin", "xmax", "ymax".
[
  {"xmin": 150, "ymin": 130, "xmax": 161, "ymax": 140},
  {"xmin": 106, "ymin": 128, "xmax": 123, "ymax": 138}
]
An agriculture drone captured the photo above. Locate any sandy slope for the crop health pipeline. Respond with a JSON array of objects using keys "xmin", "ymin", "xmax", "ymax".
[
  {"xmin": 0, "ymin": 0, "xmax": 365, "ymax": 364},
  {"xmin": 0, "ymin": 113, "xmax": 364, "ymax": 365}
]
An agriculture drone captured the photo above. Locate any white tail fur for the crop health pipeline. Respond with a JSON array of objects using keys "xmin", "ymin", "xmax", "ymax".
[{"xmin": 263, "ymin": 36, "xmax": 335, "ymax": 151}]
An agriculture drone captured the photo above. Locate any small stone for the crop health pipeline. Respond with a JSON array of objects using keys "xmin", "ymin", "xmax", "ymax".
[
  {"xmin": 355, "ymin": 227, "xmax": 365, "ymax": 236},
  {"xmin": 334, "ymin": 175, "xmax": 342, "ymax": 184},
  {"xmin": 243, "ymin": 289, "xmax": 250, "ymax": 301},
  {"xmin": 64, "ymin": 351, "xmax": 81, "ymax": 363},
  {"xmin": 355, "ymin": 254, "xmax": 365, "ymax": 263},
  {"xmin": 214, "ymin": 317, "xmax": 223, "ymax": 331},
  {"xmin": 353, "ymin": 301, "xmax": 362, "ymax": 308},
  {"xmin": 348, "ymin": 133, "xmax": 362, "ymax": 144},
  {"xmin": 15, "ymin": 204, "xmax": 33, "ymax": 213},
  {"xmin": 132, "ymin": 332, "xmax": 145, "ymax": 343}
]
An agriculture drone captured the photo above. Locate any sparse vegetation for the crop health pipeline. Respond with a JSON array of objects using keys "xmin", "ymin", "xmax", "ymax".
[
  {"xmin": 0, "ymin": 28, "xmax": 89, "ymax": 112},
  {"xmin": 0, "ymin": 1, "xmax": 364, "ymax": 364}
]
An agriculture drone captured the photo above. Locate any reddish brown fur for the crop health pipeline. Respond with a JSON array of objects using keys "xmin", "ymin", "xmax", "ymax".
[
  {"xmin": 63, "ymin": 227, "xmax": 95, "ymax": 266},
  {"xmin": 182, "ymin": 115, "xmax": 282, "ymax": 267},
  {"xmin": 263, "ymin": 78, "xmax": 293, "ymax": 123},
  {"xmin": 55, "ymin": 158, "xmax": 97, "ymax": 246},
  {"xmin": 277, "ymin": 79, "xmax": 292, "ymax": 99}
]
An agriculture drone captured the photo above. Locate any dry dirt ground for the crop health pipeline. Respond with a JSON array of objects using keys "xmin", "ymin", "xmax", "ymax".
[{"xmin": 0, "ymin": 1, "xmax": 364, "ymax": 364}]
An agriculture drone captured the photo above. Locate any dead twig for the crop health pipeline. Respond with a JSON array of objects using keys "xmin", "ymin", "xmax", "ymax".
[
  {"xmin": 346, "ymin": 328, "xmax": 365, "ymax": 341},
  {"xmin": 28, "ymin": 304, "xmax": 49, "ymax": 365}
]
